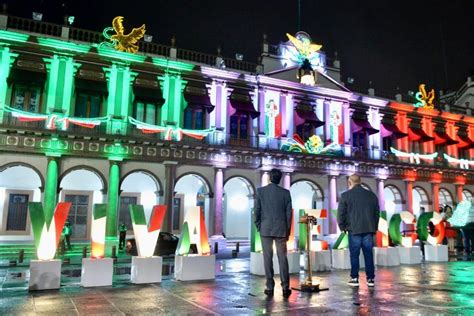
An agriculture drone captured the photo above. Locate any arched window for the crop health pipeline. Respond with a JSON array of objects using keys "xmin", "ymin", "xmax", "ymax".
[{"xmin": 439, "ymin": 188, "xmax": 454, "ymax": 208}]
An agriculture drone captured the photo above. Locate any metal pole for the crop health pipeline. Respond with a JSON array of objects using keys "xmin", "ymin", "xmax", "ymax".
[{"xmin": 306, "ymin": 221, "xmax": 312, "ymax": 285}]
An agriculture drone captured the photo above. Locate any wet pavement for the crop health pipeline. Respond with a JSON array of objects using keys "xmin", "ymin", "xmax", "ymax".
[{"xmin": 1, "ymin": 257, "xmax": 474, "ymax": 315}]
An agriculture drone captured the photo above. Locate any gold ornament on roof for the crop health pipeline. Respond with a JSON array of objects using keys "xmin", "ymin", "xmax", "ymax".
[
  {"xmin": 286, "ymin": 33, "xmax": 322, "ymax": 59},
  {"xmin": 101, "ymin": 16, "xmax": 146, "ymax": 54},
  {"xmin": 415, "ymin": 84, "xmax": 435, "ymax": 109}
]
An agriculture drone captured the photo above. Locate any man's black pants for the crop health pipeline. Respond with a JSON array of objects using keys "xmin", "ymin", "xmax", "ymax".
[{"xmin": 261, "ymin": 236, "xmax": 289, "ymax": 290}]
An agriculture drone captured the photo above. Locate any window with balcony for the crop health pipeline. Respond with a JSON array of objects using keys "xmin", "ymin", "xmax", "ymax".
[
  {"xmin": 382, "ymin": 137, "xmax": 393, "ymax": 152},
  {"xmin": 134, "ymin": 102, "xmax": 160, "ymax": 125},
  {"xmin": 184, "ymin": 107, "xmax": 204, "ymax": 130},
  {"xmin": 11, "ymin": 85, "xmax": 41, "ymax": 113},
  {"xmin": 459, "ymin": 147, "xmax": 470, "ymax": 160},
  {"xmin": 75, "ymin": 93, "xmax": 102, "ymax": 118},
  {"xmin": 230, "ymin": 114, "xmax": 249, "ymax": 143},
  {"xmin": 352, "ymin": 131, "xmax": 366, "ymax": 149},
  {"xmin": 296, "ymin": 123, "xmax": 315, "ymax": 141}
]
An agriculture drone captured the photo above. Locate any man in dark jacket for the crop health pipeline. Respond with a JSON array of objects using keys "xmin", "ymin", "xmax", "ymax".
[
  {"xmin": 337, "ymin": 174, "xmax": 379, "ymax": 287},
  {"xmin": 255, "ymin": 169, "xmax": 293, "ymax": 298}
]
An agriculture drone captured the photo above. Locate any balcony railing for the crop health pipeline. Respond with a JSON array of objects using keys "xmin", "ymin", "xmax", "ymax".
[
  {"xmin": 0, "ymin": 113, "xmax": 457, "ymax": 168},
  {"xmin": 5, "ymin": 15, "xmax": 257, "ymax": 73}
]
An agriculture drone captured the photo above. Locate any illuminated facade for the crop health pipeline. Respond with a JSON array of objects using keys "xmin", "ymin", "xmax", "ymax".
[{"xmin": 0, "ymin": 14, "xmax": 473, "ymax": 246}]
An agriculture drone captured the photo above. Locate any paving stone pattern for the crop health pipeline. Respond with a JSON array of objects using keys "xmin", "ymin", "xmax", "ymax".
[{"xmin": 1, "ymin": 258, "xmax": 474, "ymax": 315}]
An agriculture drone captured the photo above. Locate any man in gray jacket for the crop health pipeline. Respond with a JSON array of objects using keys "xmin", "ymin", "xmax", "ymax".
[
  {"xmin": 255, "ymin": 169, "xmax": 293, "ymax": 298},
  {"xmin": 337, "ymin": 174, "xmax": 379, "ymax": 287}
]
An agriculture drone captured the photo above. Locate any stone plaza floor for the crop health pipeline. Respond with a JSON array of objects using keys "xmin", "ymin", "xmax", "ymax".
[{"xmin": 1, "ymin": 256, "xmax": 474, "ymax": 315}]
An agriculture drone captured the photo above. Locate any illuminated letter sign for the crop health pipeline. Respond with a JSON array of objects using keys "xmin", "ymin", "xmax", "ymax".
[
  {"xmin": 29, "ymin": 202, "xmax": 71, "ymax": 260},
  {"xmin": 376, "ymin": 211, "xmax": 389, "ymax": 248},
  {"xmin": 175, "ymin": 207, "xmax": 210, "ymax": 256},
  {"xmin": 90, "ymin": 204, "xmax": 107, "ymax": 258},
  {"xmin": 129, "ymin": 205, "xmax": 167, "ymax": 257},
  {"xmin": 417, "ymin": 212, "xmax": 445, "ymax": 245},
  {"xmin": 389, "ymin": 211, "xmax": 418, "ymax": 247}
]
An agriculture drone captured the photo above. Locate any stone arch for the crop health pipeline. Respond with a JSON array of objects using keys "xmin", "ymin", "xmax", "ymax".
[
  {"xmin": 0, "ymin": 162, "xmax": 45, "ymax": 190},
  {"xmin": 462, "ymin": 189, "xmax": 473, "ymax": 203},
  {"xmin": 290, "ymin": 179, "xmax": 325, "ymax": 236},
  {"xmin": 223, "ymin": 176, "xmax": 256, "ymax": 239},
  {"xmin": 120, "ymin": 169, "xmax": 163, "ymax": 196},
  {"xmin": 59, "ymin": 165, "xmax": 107, "ymax": 193},
  {"xmin": 413, "ymin": 186, "xmax": 430, "ymax": 216},
  {"xmin": 439, "ymin": 187, "xmax": 454, "ymax": 208},
  {"xmin": 384, "ymin": 184, "xmax": 403, "ymax": 219},
  {"xmin": 174, "ymin": 172, "xmax": 213, "ymax": 234}
]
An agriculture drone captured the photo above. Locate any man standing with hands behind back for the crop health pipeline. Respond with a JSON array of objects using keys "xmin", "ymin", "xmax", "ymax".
[
  {"xmin": 255, "ymin": 168, "xmax": 293, "ymax": 298},
  {"xmin": 337, "ymin": 174, "xmax": 379, "ymax": 288}
]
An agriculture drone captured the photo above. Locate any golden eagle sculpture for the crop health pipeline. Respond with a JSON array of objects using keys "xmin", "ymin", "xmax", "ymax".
[
  {"xmin": 286, "ymin": 33, "xmax": 322, "ymax": 59},
  {"xmin": 107, "ymin": 16, "xmax": 146, "ymax": 54}
]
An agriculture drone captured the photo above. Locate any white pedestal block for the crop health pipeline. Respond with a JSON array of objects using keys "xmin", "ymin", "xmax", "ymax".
[
  {"xmin": 29, "ymin": 259, "xmax": 61, "ymax": 291},
  {"xmin": 131, "ymin": 256, "xmax": 163, "ymax": 284},
  {"xmin": 331, "ymin": 249, "xmax": 366, "ymax": 269},
  {"xmin": 374, "ymin": 247, "xmax": 400, "ymax": 266},
  {"xmin": 398, "ymin": 246, "xmax": 421, "ymax": 264},
  {"xmin": 305, "ymin": 250, "xmax": 331, "ymax": 272},
  {"xmin": 332, "ymin": 249, "xmax": 351, "ymax": 269},
  {"xmin": 174, "ymin": 255, "xmax": 215, "ymax": 281},
  {"xmin": 81, "ymin": 258, "xmax": 113, "ymax": 287},
  {"xmin": 250, "ymin": 252, "xmax": 300, "ymax": 275},
  {"xmin": 425, "ymin": 244, "xmax": 448, "ymax": 262}
]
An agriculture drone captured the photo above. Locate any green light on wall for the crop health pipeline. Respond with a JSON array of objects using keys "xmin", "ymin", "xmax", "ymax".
[
  {"xmin": 0, "ymin": 47, "xmax": 18, "ymax": 112},
  {"xmin": 97, "ymin": 46, "xmax": 146, "ymax": 64},
  {"xmin": 152, "ymin": 58, "xmax": 195, "ymax": 72},
  {"xmin": 0, "ymin": 30, "xmax": 30, "ymax": 43},
  {"xmin": 37, "ymin": 37, "xmax": 91, "ymax": 54}
]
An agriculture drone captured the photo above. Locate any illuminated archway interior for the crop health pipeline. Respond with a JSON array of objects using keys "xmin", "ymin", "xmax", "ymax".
[
  {"xmin": 0, "ymin": 166, "xmax": 42, "ymax": 239},
  {"xmin": 174, "ymin": 174, "xmax": 210, "ymax": 233},
  {"xmin": 223, "ymin": 177, "xmax": 254, "ymax": 239},
  {"xmin": 439, "ymin": 188, "xmax": 454, "ymax": 208},
  {"xmin": 290, "ymin": 180, "xmax": 324, "ymax": 235},
  {"xmin": 384, "ymin": 185, "xmax": 403, "ymax": 220},
  {"xmin": 462, "ymin": 190, "xmax": 473, "ymax": 203},
  {"xmin": 120, "ymin": 171, "xmax": 161, "ymax": 232},
  {"xmin": 413, "ymin": 186, "xmax": 429, "ymax": 217}
]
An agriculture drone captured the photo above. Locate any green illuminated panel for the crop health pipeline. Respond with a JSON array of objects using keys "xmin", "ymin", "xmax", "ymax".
[
  {"xmin": 176, "ymin": 222, "xmax": 191, "ymax": 255},
  {"xmin": 152, "ymin": 57, "xmax": 195, "ymax": 72},
  {"xmin": 97, "ymin": 46, "xmax": 146, "ymax": 63},
  {"xmin": 0, "ymin": 30, "xmax": 30, "ymax": 43},
  {"xmin": 37, "ymin": 37, "xmax": 91, "ymax": 54},
  {"xmin": 251, "ymin": 221, "xmax": 262, "ymax": 253},
  {"xmin": 106, "ymin": 162, "xmax": 120, "ymax": 237}
]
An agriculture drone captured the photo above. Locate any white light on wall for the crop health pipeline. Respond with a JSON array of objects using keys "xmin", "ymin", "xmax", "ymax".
[{"xmin": 229, "ymin": 195, "xmax": 249, "ymax": 211}]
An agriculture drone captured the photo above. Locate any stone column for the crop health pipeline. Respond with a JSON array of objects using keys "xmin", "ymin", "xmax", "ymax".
[
  {"xmin": 105, "ymin": 161, "xmax": 120, "ymax": 237},
  {"xmin": 377, "ymin": 178, "xmax": 385, "ymax": 210},
  {"xmin": 279, "ymin": 92, "xmax": 287, "ymax": 136},
  {"xmin": 342, "ymin": 103, "xmax": 353, "ymax": 157},
  {"xmin": 0, "ymin": 47, "xmax": 18, "ymax": 122},
  {"xmin": 258, "ymin": 87, "xmax": 266, "ymax": 134},
  {"xmin": 213, "ymin": 167, "xmax": 224, "ymax": 235},
  {"xmin": 261, "ymin": 170, "xmax": 270, "ymax": 187},
  {"xmin": 162, "ymin": 161, "xmax": 178, "ymax": 232},
  {"xmin": 328, "ymin": 175, "xmax": 338, "ymax": 234},
  {"xmin": 43, "ymin": 157, "xmax": 59, "ymax": 224},
  {"xmin": 283, "ymin": 172, "xmax": 291, "ymax": 190},
  {"xmin": 405, "ymin": 180, "xmax": 414, "ymax": 214},
  {"xmin": 432, "ymin": 182, "xmax": 440, "ymax": 212},
  {"xmin": 456, "ymin": 184, "xmax": 464, "ymax": 203}
]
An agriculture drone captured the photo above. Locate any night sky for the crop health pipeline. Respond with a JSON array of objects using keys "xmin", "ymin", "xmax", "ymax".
[{"xmin": 5, "ymin": 0, "xmax": 474, "ymax": 97}]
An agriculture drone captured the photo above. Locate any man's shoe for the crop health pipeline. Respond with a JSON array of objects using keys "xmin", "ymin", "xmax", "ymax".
[
  {"xmin": 264, "ymin": 288, "xmax": 274, "ymax": 296},
  {"xmin": 367, "ymin": 279, "xmax": 375, "ymax": 287},
  {"xmin": 347, "ymin": 278, "xmax": 359, "ymax": 287},
  {"xmin": 282, "ymin": 288, "xmax": 292, "ymax": 298}
]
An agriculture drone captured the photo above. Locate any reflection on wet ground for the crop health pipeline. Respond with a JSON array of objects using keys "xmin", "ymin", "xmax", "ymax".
[{"xmin": 0, "ymin": 257, "xmax": 474, "ymax": 315}]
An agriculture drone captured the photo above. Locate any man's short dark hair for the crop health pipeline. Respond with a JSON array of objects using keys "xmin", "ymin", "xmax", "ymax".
[{"xmin": 270, "ymin": 169, "xmax": 282, "ymax": 184}]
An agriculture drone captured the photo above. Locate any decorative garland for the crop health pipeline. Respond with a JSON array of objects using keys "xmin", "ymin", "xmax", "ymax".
[
  {"xmin": 390, "ymin": 147, "xmax": 438, "ymax": 164},
  {"xmin": 2, "ymin": 105, "xmax": 108, "ymax": 130},
  {"xmin": 129, "ymin": 117, "xmax": 215, "ymax": 141}
]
